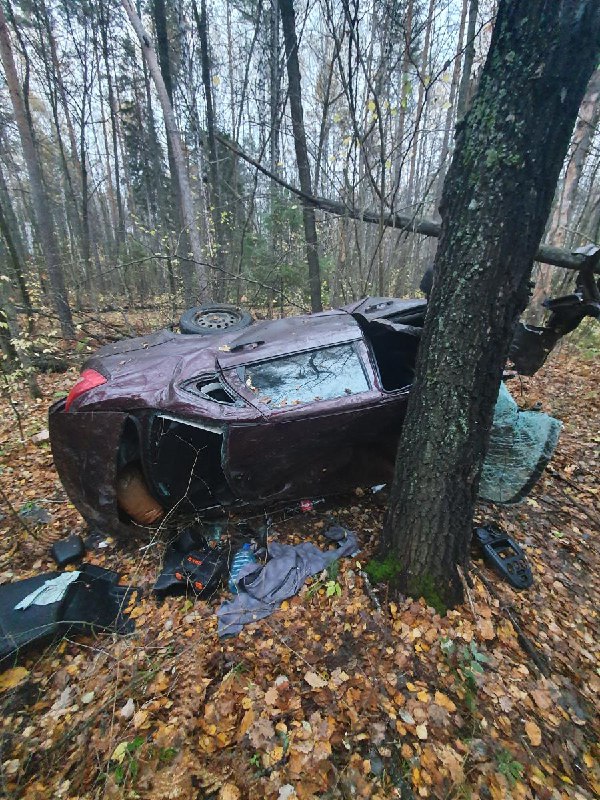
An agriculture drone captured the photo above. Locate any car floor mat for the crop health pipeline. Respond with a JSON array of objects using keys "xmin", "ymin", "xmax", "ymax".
[{"xmin": 0, "ymin": 566, "xmax": 136, "ymax": 665}]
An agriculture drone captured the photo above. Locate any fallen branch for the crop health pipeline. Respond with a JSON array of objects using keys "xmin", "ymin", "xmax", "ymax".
[{"xmin": 217, "ymin": 133, "xmax": 600, "ymax": 275}]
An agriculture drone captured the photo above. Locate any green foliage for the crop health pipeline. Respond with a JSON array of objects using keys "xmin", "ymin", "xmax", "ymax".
[
  {"xmin": 409, "ymin": 574, "xmax": 447, "ymax": 616},
  {"xmin": 441, "ymin": 638, "xmax": 489, "ymax": 715},
  {"xmin": 496, "ymin": 748, "xmax": 524, "ymax": 786},
  {"xmin": 570, "ymin": 318, "xmax": 600, "ymax": 358},
  {"xmin": 364, "ymin": 553, "xmax": 402, "ymax": 583},
  {"xmin": 110, "ymin": 736, "xmax": 145, "ymax": 786}
]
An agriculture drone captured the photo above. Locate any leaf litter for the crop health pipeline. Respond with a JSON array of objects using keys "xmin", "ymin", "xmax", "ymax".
[{"xmin": 0, "ymin": 350, "xmax": 598, "ymax": 799}]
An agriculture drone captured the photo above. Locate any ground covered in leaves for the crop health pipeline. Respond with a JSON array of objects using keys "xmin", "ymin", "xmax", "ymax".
[{"xmin": 0, "ymin": 342, "xmax": 598, "ymax": 800}]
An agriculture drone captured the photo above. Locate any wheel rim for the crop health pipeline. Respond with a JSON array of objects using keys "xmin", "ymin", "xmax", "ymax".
[{"xmin": 194, "ymin": 309, "xmax": 240, "ymax": 330}]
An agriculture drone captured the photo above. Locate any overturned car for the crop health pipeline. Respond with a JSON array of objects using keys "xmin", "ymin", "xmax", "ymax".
[{"xmin": 49, "ymin": 287, "xmax": 596, "ymax": 538}]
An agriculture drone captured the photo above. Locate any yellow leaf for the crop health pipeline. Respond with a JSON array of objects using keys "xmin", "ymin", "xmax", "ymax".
[
  {"xmin": 416, "ymin": 724, "xmax": 428, "ymax": 740},
  {"xmin": 434, "ymin": 691, "xmax": 457, "ymax": 712},
  {"xmin": 367, "ymin": 99, "xmax": 376, "ymax": 112},
  {"xmin": 525, "ymin": 720, "xmax": 542, "ymax": 746},
  {"xmin": 0, "ymin": 667, "xmax": 29, "ymax": 693},
  {"xmin": 417, "ymin": 690, "xmax": 431, "ymax": 703},
  {"xmin": 111, "ymin": 742, "xmax": 128, "ymax": 764}
]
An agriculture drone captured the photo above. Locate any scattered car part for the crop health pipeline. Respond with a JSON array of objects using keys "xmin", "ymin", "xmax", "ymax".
[
  {"xmin": 153, "ymin": 544, "xmax": 228, "ymax": 597},
  {"xmin": 479, "ymin": 383, "xmax": 562, "ymax": 504},
  {"xmin": 510, "ymin": 257, "xmax": 600, "ymax": 375},
  {"xmin": 172, "ymin": 525, "xmax": 208, "ymax": 553},
  {"xmin": 179, "ymin": 303, "xmax": 253, "ymax": 335},
  {"xmin": 0, "ymin": 565, "xmax": 137, "ymax": 663},
  {"xmin": 51, "ymin": 534, "xmax": 85, "ymax": 567},
  {"xmin": 473, "ymin": 525, "xmax": 533, "ymax": 590}
]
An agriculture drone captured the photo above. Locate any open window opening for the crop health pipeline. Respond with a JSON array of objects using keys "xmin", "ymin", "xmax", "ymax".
[
  {"xmin": 185, "ymin": 374, "xmax": 244, "ymax": 406},
  {"xmin": 146, "ymin": 415, "xmax": 233, "ymax": 514},
  {"xmin": 358, "ymin": 318, "xmax": 423, "ymax": 391}
]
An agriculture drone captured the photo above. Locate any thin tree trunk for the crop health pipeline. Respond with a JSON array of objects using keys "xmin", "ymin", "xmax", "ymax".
[
  {"xmin": 192, "ymin": 0, "xmax": 227, "ymax": 299},
  {"xmin": 99, "ymin": 0, "xmax": 127, "ymax": 252},
  {"xmin": 434, "ymin": 0, "xmax": 468, "ymax": 213},
  {"xmin": 152, "ymin": 0, "xmax": 196, "ymax": 300},
  {"xmin": 278, "ymin": 0, "xmax": 322, "ymax": 312},
  {"xmin": 456, "ymin": 0, "xmax": 478, "ymax": 120},
  {"xmin": 0, "ymin": 3, "xmax": 74, "ymax": 338},
  {"xmin": 123, "ymin": 0, "xmax": 208, "ymax": 298}
]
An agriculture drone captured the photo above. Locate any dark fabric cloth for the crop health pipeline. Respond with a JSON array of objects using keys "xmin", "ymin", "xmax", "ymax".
[{"xmin": 217, "ymin": 527, "xmax": 359, "ymax": 638}]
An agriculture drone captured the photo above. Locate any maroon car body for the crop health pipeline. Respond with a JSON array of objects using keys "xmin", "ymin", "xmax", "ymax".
[{"xmin": 49, "ymin": 298, "xmax": 426, "ymax": 536}]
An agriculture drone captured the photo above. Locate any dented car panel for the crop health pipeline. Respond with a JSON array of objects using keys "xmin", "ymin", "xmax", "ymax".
[{"xmin": 49, "ymin": 404, "xmax": 129, "ymax": 532}]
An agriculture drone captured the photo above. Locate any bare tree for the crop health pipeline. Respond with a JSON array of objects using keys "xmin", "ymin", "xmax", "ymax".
[
  {"xmin": 279, "ymin": 0, "xmax": 323, "ymax": 312},
  {"xmin": 0, "ymin": 2, "xmax": 74, "ymax": 338}
]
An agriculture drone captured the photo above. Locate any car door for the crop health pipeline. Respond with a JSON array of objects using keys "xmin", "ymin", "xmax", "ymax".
[{"xmin": 219, "ymin": 339, "xmax": 390, "ymax": 502}]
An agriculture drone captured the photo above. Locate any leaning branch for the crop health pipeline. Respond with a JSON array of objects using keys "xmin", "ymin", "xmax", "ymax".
[{"xmin": 217, "ymin": 134, "xmax": 600, "ymax": 275}]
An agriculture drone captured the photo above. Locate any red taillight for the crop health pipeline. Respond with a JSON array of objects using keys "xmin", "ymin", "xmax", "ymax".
[{"xmin": 65, "ymin": 369, "xmax": 107, "ymax": 411}]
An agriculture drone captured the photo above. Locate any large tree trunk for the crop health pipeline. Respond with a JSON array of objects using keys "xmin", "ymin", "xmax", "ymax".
[
  {"xmin": 0, "ymin": 4, "xmax": 74, "ymax": 338},
  {"xmin": 383, "ymin": 0, "xmax": 600, "ymax": 608},
  {"xmin": 278, "ymin": 0, "xmax": 322, "ymax": 313}
]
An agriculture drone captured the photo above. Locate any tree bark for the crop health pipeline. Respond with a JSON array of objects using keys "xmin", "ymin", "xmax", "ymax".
[
  {"xmin": 382, "ymin": 0, "xmax": 600, "ymax": 608},
  {"xmin": 122, "ymin": 0, "xmax": 207, "ymax": 299},
  {"xmin": 278, "ymin": 0, "xmax": 322, "ymax": 312},
  {"xmin": 0, "ymin": 3, "xmax": 74, "ymax": 338}
]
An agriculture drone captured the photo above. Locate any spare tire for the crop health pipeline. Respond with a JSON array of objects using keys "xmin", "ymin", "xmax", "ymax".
[{"xmin": 179, "ymin": 304, "xmax": 253, "ymax": 335}]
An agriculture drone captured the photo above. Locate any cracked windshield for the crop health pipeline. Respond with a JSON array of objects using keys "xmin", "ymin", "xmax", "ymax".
[{"xmin": 245, "ymin": 344, "xmax": 370, "ymax": 406}]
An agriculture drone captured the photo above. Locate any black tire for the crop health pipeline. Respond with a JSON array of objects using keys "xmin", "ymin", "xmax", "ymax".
[{"xmin": 179, "ymin": 303, "xmax": 253, "ymax": 335}]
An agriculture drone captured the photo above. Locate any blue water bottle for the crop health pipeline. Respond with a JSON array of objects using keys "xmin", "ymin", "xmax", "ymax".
[{"xmin": 228, "ymin": 542, "xmax": 257, "ymax": 593}]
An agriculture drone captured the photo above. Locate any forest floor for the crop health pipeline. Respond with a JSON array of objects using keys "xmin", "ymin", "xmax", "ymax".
[{"xmin": 0, "ymin": 330, "xmax": 598, "ymax": 800}]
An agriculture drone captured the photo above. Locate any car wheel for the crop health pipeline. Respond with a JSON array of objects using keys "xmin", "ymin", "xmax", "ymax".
[{"xmin": 179, "ymin": 304, "xmax": 253, "ymax": 335}]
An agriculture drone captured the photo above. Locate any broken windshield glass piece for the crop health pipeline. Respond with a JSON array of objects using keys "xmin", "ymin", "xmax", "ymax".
[
  {"xmin": 245, "ymin": 344, "xmax": 370, "ymax": 407},
  {"xmin": 479, "ymin": 383, "xmax": 562, "ymax": 504}
]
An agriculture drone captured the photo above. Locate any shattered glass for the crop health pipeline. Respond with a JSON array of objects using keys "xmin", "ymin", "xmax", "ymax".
[
  {"xmin": 245, "ymin": 343, "xmax": 370, "ymax": 407},
  {"xmin": 480, "ymin": 383, "xmax": 562, "ymax": 504}
]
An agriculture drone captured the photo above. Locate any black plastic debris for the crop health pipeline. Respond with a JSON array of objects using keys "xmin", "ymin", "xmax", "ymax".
[
  {"xmin": 508, "ymin": 323, "xmax": 561, "ymax": 376},
  {"xmin": 473, "ymin": 525, "xmax": 533, "ymax": 590},
  {"xmin": 172, "ymin": 525, "xmax": 208, "ymax": 554},
  {"xmin": 0, "ymin": 564, "xmax": 137, "ymax": 663},
  {"xmin": 51, "ymin": 534, "xmax": 85, "ymax": 567},
  {"xmin": 153, "ymin": 544, "xmax": 228, "ymax": 598}
]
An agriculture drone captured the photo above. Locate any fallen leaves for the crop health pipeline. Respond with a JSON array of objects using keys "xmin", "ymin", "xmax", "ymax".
[
  {"xmin": 304, "ymin": 670, "xmax": 327, "ymax": 689},
  {"xmin": 0, "ymin": 354, "xmax": 599, "ymax": 799},
  {"xmin": 525, "ymin": 720, "xmax": 542, "ymax": 746},
  {"xmin": 0, "ymin": 667, "xmax": 29, "ymax": 692}
]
